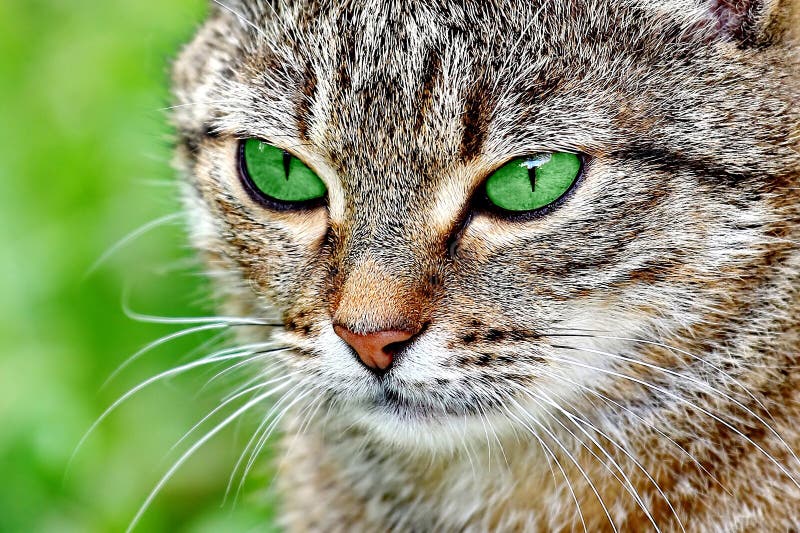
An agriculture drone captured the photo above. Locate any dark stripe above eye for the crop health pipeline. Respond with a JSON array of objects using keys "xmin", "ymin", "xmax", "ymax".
[
  {"xmin": 296, "ymin": 62, "xmax": 318, "ymax": 142},
  {"xmin": 460, "ymin": 82, "xmax": 492, "ymax": 162},
  {"xmin": 611, "ymin": 142, "xmax": 759, "ymax": 186},
  {"xmin": 415, "ymin": 48, "xmax": 443, "ymax": 131}
]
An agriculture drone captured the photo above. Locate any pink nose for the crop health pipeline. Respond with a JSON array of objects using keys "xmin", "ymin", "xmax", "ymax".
[{"xmin": 333, "ymin": 325, "xmax": 414, "ymax": 371}]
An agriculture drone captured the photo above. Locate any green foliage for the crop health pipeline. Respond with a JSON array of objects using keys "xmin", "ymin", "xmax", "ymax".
[{"xmin": 0, "ymin": 1, "xmax": 278, "ymax": 531}]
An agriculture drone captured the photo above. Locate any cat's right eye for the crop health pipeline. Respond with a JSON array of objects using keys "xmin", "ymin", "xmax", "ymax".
[{"xmin": 238, "ymin": 139, "xmax": 327, "ymax": 210}]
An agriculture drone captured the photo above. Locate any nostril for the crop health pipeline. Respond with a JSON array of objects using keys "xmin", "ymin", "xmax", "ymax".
[{"xmin": 382, "ymin": 340, "xmax": 408, "ymax": 357}]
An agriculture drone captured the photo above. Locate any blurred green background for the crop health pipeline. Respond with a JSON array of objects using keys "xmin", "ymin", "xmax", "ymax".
[{"xmin": 0, "ymin": 1, "xmax": 279, "ymax": 531}]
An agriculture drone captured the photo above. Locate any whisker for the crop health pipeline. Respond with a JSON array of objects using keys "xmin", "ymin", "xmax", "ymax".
[
  {"xmin": 564, "ymin": 332, "xmax": 779, "ymax": 417},
  {"xmin": 211, "ymin": 0, "xmax": 268, "ymax": 40},
  {"xmin": 171, "ymin": 372, "xmax": 298, "ymax": 453},
  {"xmin": 218, "ymin": 354, "xmax": 292, "ymax": 404},
  {"xmin": 542, "ymin": 350, "xmax": 800, "ymax": 490},
  {"xmin": 158, "ymin": 100, "xmax": 229, "ymax": 111},
  {"xmin": 448, "ymin": 415, "xmax": 477, "ymax": 479},
  {"xmin": 264, "ymin": 392, "xmax": 328, "ymax": 503},
  {"xmin": 508, "ymin": 397, "xmax": 619, "ymax": 533},
  {"xmin": 559, "ymin": 403, "xmax": 685, "ymax": 533},
  {"xmin": 552, "ymin": 343, "xmax": 800, "ymax": 474},
  {"xmin": 126, "ymin": 388, "xmax": 280, "ymax": 533},
  {"xmin": 198, "ymin": 349, "xmax": 290, "ymax": 393},
  {"xmin": 296, "ymin": 391, "xmax": 326, "ymax": 438},
  {"xmin": 84, "ymin": 213, "xmax": 183, "ymax": 278},
  {"xmin": 103, "ymin": 323, "xmax": 234, "ymax": 387},
  {"xmin": 233, "ymin": 382, "xmax": 319, "ymax": 503},
  {"xmin": 534, "ymin": 364, "xmax": 731, "ymax": 496},
  {"xmin": 73, "ymin": 347, "xmax": 288, "ymax": 466},
  {"xmin": 513, "ymin": 382, "xmax": 677, "ymax": 533},
  {"xmin": 181, "ymin": 329, "xmax": 231, "ymax": 363},
  {"xmin": 476, "ymin": 408, "xmax": 494, "ymax": 468},
  {"xmin": 501, "ymin": 405, "xmax": 589, "ymax": 533},
  {"xmin": 532, "ymin": 394, "xmax": 661, "ymax": 532},
  {"xmin": 123, "ymin": 305, "xmax": 282, "ymax": 327}
]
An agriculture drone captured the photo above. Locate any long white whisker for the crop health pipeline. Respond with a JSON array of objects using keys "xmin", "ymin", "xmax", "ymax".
[
  {"xmin": 73, "ymin": 349, "xmax": 276, "ymax": 465},
  {"xmin": 508, "ymin": 397, "xmax": 619, "ymax": 532},
  {"xmin": 171, "ymin": 373, "xmax": 298, "ymax": 453},
  {"xmin": 501, "ymin": 405, "xmax": 589, "ymax": 533},
  {"xmin": 126, "ymin": 389, "xmax": 278, "ymax": 533},
  {"xmin": 181, "ymin": 329, "xmax": 231, "ymax": 364},
  {"xmin": 553, "ymin": 343, "xmax": 800, "ymax": 473},
  {"xmin": 227, "ymin": 379, "xmax": 313, "ymax": 494},
  {"xmin": 261, "ymin": 386, "xmax": 328, "ymax": 501},
  {"xmin": 103, "ymin": 323, "xmax": 233, "ymax": 387},
  {"xmin": 159, "ymin": 100, "xmax": 229, "ymax": 111},
  {"xmin": 509, "ymin": 383, "xmax": 652, "ymax": 526},
  {"xmin": 556, "ymin": 402, "xmax": 684, "ymax": 533},
  {"xmin": 535, "ymin": 364, "xmax": 730, "ymax": 496},
  {"xmin": 218, "ymin": 354, "xmax": 291, "ymax": 403},
  {"xmin": 122, "ymin": 305, "xmax": 281, "ymax": 327},
  {"xmin": 296, "ymin": 392, "xmax": 326, "ymax": 438},
  {"xmin": 241, "ymin": 386, "xmax": 324, "ymax": 498},
  {"xmin": 198, "ymin": 349, "xmax": 289, "ymax": 393},
  {"xmin": 211, "ymin": 0, "xmax": 268, "ymax": 40},
  {"xmin": 233, "ymin": 382, "xmax": 320, "ymax": 503},
  {"xmin": 513, "ymin": 382, "xmax": 673, "ymax": 533},
  {"xmin": 85, "ymin": 213, "xmax": 183, "ymax": 278},
  {"xmin": 581, "ymin": 333, "xmax": 778, "ymax": 420},
  {"xmin": 477, "ymin": 408, "xmax": 494, "ymax": 468},
  {"xmin": 543, "ymin": 351, "xmax": 800, "ymax": 489}
]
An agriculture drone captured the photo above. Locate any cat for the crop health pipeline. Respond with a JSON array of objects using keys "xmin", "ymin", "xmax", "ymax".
[{"xmin": 169, "ymin": 0, "xmax": 800, "ymax": 530}]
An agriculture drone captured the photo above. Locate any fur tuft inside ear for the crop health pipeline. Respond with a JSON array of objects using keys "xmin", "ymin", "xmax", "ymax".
[{"xmin": 708, "ymin": 0, "xmax": 795, "ymax": 46}]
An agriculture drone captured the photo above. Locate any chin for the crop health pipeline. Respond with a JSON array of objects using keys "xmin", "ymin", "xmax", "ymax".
[{"xmin": 324, "ymin": 387, "xmax": 520, "ymax": 455}]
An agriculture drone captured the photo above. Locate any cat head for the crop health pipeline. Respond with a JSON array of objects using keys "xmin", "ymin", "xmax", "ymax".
[{"xmin": 172, "ymin": 0, "xmax": 799, "ymax": 451}]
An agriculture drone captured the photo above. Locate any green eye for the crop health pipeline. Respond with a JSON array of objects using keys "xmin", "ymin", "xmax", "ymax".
[
  {"xmin": 239, "ymin": 138, "xmax": 327, "ymax": 207},
  {"xmin": 484, "ymin": 152, "xmax": 582, "ymax": 213}
]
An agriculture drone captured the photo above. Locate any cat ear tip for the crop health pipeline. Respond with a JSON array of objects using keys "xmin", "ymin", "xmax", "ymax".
[{"xmin": 704, "ymin": 0, "xmax": 794, "ymax": 46}]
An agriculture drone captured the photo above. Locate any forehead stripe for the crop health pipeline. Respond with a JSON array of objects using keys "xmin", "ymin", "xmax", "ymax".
[
  {"xmin": 296, "ymin": 62, "xmax": 318, "ymax": 142},
  {"xmin": 460, "ymin": 82, "xmax": 492, "ymax": 162}
]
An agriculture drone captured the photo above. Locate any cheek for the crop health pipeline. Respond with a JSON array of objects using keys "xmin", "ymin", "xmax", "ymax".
[
  {"xmin": 445, "ymin": 223, "xmax": 576, "ymax": 318},
  {"xmin": 280, "ymin": 209, "xmax": 329, "ymax": 245},
  {"xmin": 206, "ymin": 199, "xmax": 330, "ymax": 308},
  {"xmin": 258, "ymin": 214, "xmax": 329, "ymax": 301}
]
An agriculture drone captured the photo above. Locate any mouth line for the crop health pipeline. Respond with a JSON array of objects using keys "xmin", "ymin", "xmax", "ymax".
[
  {"xmin": 375, "ymin": 387, "xmax": 426, "ymax": 414},
  {"xmin": 370, "ymin": 386, "xmax": 489, "ymax": 420}
]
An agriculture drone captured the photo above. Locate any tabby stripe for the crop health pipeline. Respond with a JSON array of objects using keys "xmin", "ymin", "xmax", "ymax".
[
  {"xmin": 460, "ymin": 82, "xmax": 492, "ymax": 161},
  {"xmin": 296, "ymin": 62, "xmax": 317, "ymax": 142},
  {"xmin": 414, "ymin": 48, "xmax": 443, "ymax": 131},
  {"xmin": 612, "ymin": 143, "xmax": 759, "ymax": 185}
]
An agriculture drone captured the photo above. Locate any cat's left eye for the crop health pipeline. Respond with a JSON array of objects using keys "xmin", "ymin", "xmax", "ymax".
[
  {"xmin": 482, "ymin": 152, "xmax": 582, "ymax": 215},
  {"xmin": 238, "ymin": 138, "xmax": 327, "ymax": 209}
]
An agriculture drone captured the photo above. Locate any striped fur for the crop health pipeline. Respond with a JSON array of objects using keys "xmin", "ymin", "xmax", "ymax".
[{"xmin": 172, "ymin": 1, "xmax": 800, "ymax": 530}]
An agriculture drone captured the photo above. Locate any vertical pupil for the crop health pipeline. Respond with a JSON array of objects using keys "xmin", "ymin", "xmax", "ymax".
[
  {"xmin": 282, "ymin": 151, "xmax": 292, "ymax": 180},
  {"xmin": 527, "ymin": 166, "xmax": 536, "ymax": 193}
]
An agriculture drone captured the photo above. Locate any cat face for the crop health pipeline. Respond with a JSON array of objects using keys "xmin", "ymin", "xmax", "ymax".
[{"xmin": 172, "ymin": 0, "xmax": 799, "ymax": 450}]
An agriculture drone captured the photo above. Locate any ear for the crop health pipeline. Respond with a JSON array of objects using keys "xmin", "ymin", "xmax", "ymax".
[
  {"xmin": 208, "ymin": 0, "xmax": 271, "ymax": 30},
  {"xmin": 707, "ymin": 0, "xmax": 798, "ymax": 46},
  {"xmin": 208, "ymin": 0, "xmax": 267, "ymax": 17}
]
